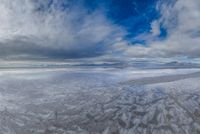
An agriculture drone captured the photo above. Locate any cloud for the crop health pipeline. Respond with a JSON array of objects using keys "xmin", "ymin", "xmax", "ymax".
[
  {"xmin": 1, "ymin": 0, "xmax": 199, "ymax": 60},
  {"xmin": 0, "ymin": 0, "xmax": 124, "ymax": 59},
  {"xmin": 123, "ymin": 0, "xmax": 200, "ymax": 58},
  {"xmin": 150, "ymin": 21, "xmax": 161, "ymax": 36}
]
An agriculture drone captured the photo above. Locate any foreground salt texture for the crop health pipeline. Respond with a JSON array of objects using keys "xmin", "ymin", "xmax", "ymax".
[{"xmin": 0, "ymin": 68, "xmax": 200, "ymax": 134}]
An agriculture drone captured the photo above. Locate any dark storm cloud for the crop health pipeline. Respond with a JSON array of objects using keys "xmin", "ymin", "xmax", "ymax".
[{"xmin": 0, "ymin": 36, "xmax": 112, "ymax": 59}]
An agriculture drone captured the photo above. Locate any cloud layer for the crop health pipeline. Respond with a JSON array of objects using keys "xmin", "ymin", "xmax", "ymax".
[
  {"xmin": 123, "ymin": 0, "xmax": 200, "ymax": 58},
  {"xmin": 0, "ymin": 0, "xmax": 124, "ymax": 59},
  {"xmin": 0, "ymin": 0, "xmax": 200, "ymax": 60}
]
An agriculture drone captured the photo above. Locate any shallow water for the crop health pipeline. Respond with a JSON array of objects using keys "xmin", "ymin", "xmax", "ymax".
[{"xmin": 0, "ymin": 68, "xmax": 200, "ymax": 134}]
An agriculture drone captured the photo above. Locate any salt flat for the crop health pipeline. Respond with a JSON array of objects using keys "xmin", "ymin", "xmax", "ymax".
[{"xmin": 0, "ymin": 67, "xmax": 200, "ymax": 134}]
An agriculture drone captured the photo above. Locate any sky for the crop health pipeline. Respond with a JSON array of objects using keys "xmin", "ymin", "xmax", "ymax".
[{"xmin": 0, "ymin": 0, "xmax": 199, "ymax": 61}]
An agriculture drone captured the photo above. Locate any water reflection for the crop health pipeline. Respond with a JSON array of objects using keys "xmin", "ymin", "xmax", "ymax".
[{"xmin": 0, "ymin": 68, "xmax": 200, "ymax": 134}]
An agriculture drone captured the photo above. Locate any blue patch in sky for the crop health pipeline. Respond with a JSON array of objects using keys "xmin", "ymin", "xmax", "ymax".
[
  {"xmin": 130, "ymin": 40, "xmax": 147, "ymax": 45},
  {"xmin": 159, "ymin": 26, "xmax": 168, "ymax": 39},
  {"xmin": 102, "ymin": 0, "xmax": 165, "ymax": 45}
]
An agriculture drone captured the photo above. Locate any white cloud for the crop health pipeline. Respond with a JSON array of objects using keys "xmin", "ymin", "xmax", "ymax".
[
  {"xmin": 123, "ymin": 0, "xmax": 200, "ymax": 58},
  {"xmin": 0, "ymin": 0, "xmax": 124, "ymax": 59},
  {"xmin": 150, "ymin": 21, "xmax": 161, "ymax": 36}
]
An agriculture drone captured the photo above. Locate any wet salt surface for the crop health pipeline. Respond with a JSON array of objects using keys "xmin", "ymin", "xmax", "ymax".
[{"xmin": 0, "ymin": 68, "xmax": 200, "ymax": 134}]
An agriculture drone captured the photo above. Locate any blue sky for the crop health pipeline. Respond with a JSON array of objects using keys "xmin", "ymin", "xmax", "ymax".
[
  {"xmin": 94, "ymin": 0, "xmax": 162, "ymax": 39},
  {"xmin": 0, "ymin": 0, "xmax": 199, "ymax": 61},
  {"xmin": 64, "ymin": 0, "xmax": 165, "ymax": 43}
]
